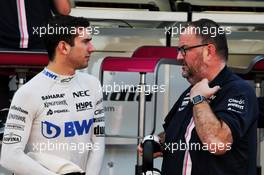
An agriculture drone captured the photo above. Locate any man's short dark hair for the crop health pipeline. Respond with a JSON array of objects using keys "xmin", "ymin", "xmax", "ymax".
[
  {"xmin": 184, "ymin": 19, "xmax": 229, "ymax": 61},
  {"xmin": 42, "ymin": 15, "xmax": 90, "ymax": 61}
]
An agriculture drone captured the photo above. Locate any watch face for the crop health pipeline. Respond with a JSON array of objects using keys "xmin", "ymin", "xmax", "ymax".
[
  {"xmin": 192, "ymin": 95, "xmax": 205, "ymax": 105},
  {"xmin": 193, "ymin": 95, "xmax": 202, "ymax": 103}
]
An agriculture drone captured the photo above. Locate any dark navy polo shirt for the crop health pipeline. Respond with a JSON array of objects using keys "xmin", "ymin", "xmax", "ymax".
[
  {"xmin": 162, "ymin": 66, "xmax": 258, "ymax": 175},
  {"xmin": 0, "ymin": 0, "xmax": 53, "ymax": 49}
]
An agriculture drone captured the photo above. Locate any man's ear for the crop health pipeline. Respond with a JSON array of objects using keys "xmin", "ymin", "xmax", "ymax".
[
  {"xmin": 57, "ymin": 41, "xmax": 71, "ymax": 55},
  {"xmin": 203, "ymin": 43, "xmax": 216, "ymax": 63},
  {"xmin": 207, "ymin": 44, "xmax": 216, "ymax": 58}
]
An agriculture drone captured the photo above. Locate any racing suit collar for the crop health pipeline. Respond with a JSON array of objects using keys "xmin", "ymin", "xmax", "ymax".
[{"xmin": 42, "ymin": 68, "xmax": 76, "ymax": 84}]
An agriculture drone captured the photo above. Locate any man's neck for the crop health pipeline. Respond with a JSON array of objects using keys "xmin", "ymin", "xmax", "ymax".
[
  {"xmin": 47, "ymin": 61, "xmax": 75, "ymax": 76},
  {"xmin": 207, "ymin": 63, "xmax": 225, "ymax": 82},
  {"xmin": 189, "ymin": 62, "xmax": 226, "ymax": 85}
]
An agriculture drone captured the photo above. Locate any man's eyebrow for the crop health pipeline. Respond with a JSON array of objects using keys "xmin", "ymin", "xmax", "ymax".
[
  {"xmin": 179, "ymin": 45, "xmax": 187, "ymax": 48},
  {"xmin": 83, "ymin": 38, "xmax": 92, "ymax": 42}
]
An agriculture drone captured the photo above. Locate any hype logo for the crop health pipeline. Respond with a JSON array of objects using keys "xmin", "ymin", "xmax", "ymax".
[{"xmin": 41, "ymin": 119, "xmax": 94, "ymax": 139}]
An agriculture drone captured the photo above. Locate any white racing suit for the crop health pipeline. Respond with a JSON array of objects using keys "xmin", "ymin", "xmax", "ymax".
[{"xmin": 0, "ymin": 68, "xmax": 105, "ymax": 175}]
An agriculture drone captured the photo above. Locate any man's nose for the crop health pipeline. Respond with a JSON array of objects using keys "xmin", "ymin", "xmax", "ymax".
[
  {"xmin": 88, "ymin": 42, "xmax": 95, "ymax": 53},
  {"xmin": 176, "ymin": 51, "xmax": 184, "ymax": 61}
]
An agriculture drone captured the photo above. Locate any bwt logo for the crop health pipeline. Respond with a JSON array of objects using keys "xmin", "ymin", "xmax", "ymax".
[
  {"xmin": 43, "ymin": 69, "xmax": 58, "ymax": 80},
  {"xmin": 76, "ymin": 101, "xmax": 93, "ymax": 112},
  {"xmin": 73, "ymin": 90, "xmax": 90, "ymax": 98},
  {"xmin": 41, "ymin": 119, "xmax": 93, "ymax": 139}
]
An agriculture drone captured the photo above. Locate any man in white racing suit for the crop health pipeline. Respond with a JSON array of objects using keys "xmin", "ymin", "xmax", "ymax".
[{"xmin": 0, "ymin": 15, "xmax": 105, "ymax": 175}]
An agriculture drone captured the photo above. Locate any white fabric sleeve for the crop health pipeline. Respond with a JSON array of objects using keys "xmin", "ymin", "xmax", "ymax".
[
  {"xmin": 85, "ymin": 81, "xmax": 105, "ymax": 175},
  {"xmin": 0, "ymin": 89, "xmax": 58, "ymax": 175}
]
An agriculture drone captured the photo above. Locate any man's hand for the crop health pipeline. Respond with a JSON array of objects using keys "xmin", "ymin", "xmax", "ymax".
[
  {"xmin": 190, "ymin": 78, "xmax": 220, "ymax": 99},
  {"xmin": 137, "ymin": 144, "xmax": 163, "ymax": 158}
]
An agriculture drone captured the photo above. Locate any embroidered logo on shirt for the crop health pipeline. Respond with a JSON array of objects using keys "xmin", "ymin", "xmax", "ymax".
[
  {"xmin": 73, "ymin": 90, "xmax": 90, "ymax": 98},
  {"xmin": 76, "ymin": 101, "xmax": 93, "ymax": 112},
  {"xmin": 3, "ymin": 132, "xmax": 22, "ymax": 144},
  {"xmin": 41, "ymin": 93, "xmax": 65, "ymax": 101},
  {"xmin": 41, "ymin": 119, "xmax": 94, "ymax": 138},
  {"xmin": 178, "ymin": 93, "xmax": 190, "ymax": 112},
  {"xmin": 44, "ymin": 100, "xmax": 68, "ymax": 108},
  {"xmin": 46, "ymin": 109, "xmax": 69, "ymax": 116},
  {"xmin": 61, "ymin": 77, "xmax": 74, "ymax": 83},
  {"xmin": 43, "ymin": 69, "xmax": 58, "ymax": 80},
  {"xmin": 227, "ymin": 97, "xmax": 245, "ymax": 114}
]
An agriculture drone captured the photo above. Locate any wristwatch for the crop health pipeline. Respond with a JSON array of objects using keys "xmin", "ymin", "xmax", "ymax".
[{"xmin": 191, "ymin": 95, "xmax": 207, "ymax": 105}]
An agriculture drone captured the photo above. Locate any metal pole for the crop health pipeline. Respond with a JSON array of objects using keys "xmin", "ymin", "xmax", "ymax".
[
  {"xmin": 16, "ymin": 69, "xmax": 27, "ymax": 89},
  {"xmin": 255, "ymin": 80, "xmax": 262, "ymax": 175},
  {"xmin": 166, "ymin": 28, "xmax": 172, "ymax": 47},
  {"xmin": 136, "ymin": 72, "xmax": 147, "ymax": 175}
]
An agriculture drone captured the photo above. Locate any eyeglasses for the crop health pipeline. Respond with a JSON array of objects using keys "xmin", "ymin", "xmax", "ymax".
[{"xmin": 177, "ymin": 43, "xmax": 209, "ymax": 56}]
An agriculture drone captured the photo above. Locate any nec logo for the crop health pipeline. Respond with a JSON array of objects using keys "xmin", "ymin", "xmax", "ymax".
[
  {"xmin": 76, "ymin": 101, "xmax": 93, "ymax": 112},
  {"xmin": 73, "ymin": 90, "xmax": 90, "ymax": 98},
  {"xmin": 41, "ymin": 119, "xmax": 93, "ymax": 139}
]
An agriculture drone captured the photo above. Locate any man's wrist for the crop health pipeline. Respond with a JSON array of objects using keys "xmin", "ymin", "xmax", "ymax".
[{"xmin": 191, "ymin": 95, "xmax": 207, "ymax": 105}]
